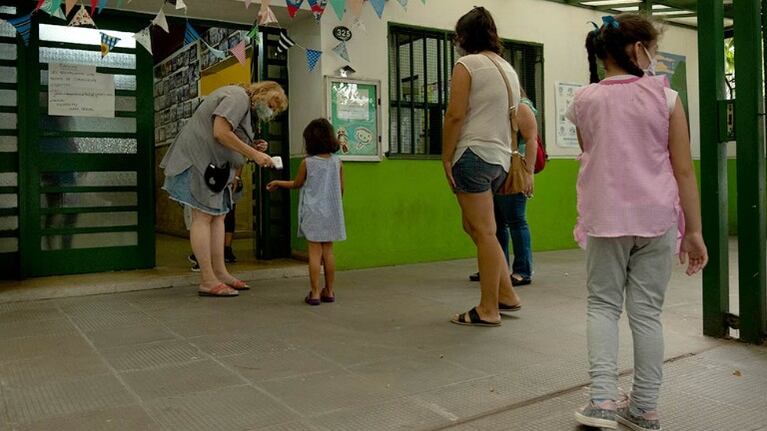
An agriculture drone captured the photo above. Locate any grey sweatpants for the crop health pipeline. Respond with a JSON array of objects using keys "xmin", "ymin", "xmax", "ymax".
[{"xmin": 586, "ymin": 226, "xmax": 676, "ymax": 412}]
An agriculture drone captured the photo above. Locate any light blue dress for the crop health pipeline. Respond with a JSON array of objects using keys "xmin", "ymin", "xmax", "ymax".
[{"xmin": 298, "ymin": 155, "xmax": 346, "ymax": 242}]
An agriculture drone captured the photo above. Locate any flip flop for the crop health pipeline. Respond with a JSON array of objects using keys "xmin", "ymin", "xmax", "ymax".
[
  {"xmin": 305, "ymin": 293, "xmax": 321, "ymax": 306},
  {"xmin": 450, "ymin": 307, "xmax": 501, "ymax": 327},
  {"xmin": 226, "ymin": 279, "xmax": 250, "ymax": 291},
  {"xmin": 198, "ymin": 283, "xmax": 238, "ymax": 298},
  {"xmin": 499, "ymin": 302, "xmax": 522, "ymax": 312},
  {"xmin": 511, "ymin": 276, "xmax": 532, "ymax": 287}
]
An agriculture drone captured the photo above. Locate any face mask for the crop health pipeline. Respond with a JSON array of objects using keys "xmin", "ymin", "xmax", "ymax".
[
  {"xmin": 255, "ymin": 102, "xmax": 274, "ymax": 121},
  {"xmin": 641, "ymin": 44, "xmax": 658, "ymax": 76},
  {"xmin": 455, "ymin": 44, "xmax": 467, "ymax": 57}
]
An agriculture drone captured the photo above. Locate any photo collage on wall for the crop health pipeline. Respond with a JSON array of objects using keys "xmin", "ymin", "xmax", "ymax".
[
  {"xmin": 200, "ymin": 27, "xmax": 248, "ymax": 72},
  {"xmin": 153, "ymin": 42, "xmax": 202, "ymax": 147}
]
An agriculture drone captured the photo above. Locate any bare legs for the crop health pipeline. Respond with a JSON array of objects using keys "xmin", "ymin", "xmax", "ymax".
[
  {"xmin": 307, "ymin": 241, "xmax": 336, "ymax": 301},
  {"xmin": 190, "ymin": 209, "xmax": 237, "ymax": 294}
]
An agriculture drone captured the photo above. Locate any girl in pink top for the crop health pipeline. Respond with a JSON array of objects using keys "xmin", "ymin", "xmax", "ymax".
[{"xmin": 568, "ymin": 14, "xmax": 708, "ymax": 431}]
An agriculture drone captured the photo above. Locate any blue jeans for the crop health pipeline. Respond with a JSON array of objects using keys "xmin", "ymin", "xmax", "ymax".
[{"xmin": 493, "ymin": 193, "xmax": 532, "ymax": 279}]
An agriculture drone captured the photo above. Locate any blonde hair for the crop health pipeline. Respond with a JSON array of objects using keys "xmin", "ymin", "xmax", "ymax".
[{"xmin": 240, "ymin": 81, "xmax": 288, "ymax": 113}]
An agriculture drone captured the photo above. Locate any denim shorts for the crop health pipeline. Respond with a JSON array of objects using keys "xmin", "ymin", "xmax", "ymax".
[
  {"xmin": 163, "ymin": 168, "xmax": 233, "ymax": 216},
  {"xmin": 451, "ymin": 149, "xmax": 507, "ymax": 194}
]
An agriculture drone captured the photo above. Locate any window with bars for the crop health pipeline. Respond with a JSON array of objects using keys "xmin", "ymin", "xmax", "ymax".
[{"xmin": 388, "ymin": 24, "xmax": 544, "ymax": 157}]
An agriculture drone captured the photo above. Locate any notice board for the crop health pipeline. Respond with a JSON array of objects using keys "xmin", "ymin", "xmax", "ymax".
[
  {"xmin": 325, "ymin": 77, "xmax": 381, "ymax": 161},
  {"xmin": 48, "ymin": 63, "xmax": 115, "ymax": 118}
]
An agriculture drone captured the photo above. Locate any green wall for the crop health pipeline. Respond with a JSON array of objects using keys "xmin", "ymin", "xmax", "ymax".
[{"xmin": 289, "ymin": 157, "xmax": 739, "ymax": 270}]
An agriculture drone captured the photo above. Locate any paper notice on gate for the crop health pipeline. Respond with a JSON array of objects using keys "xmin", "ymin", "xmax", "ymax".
[{"xmin": 48, "ymin": 63, "xmax": 115, "ymax": 118}]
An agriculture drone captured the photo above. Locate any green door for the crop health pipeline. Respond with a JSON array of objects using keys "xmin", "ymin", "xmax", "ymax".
[{"xmin": 17, "ymin": 12, "xmax": 154, "ymax": 277}]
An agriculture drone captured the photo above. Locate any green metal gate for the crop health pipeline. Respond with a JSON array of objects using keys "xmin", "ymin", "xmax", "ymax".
[{"xmin": 12, "ymin": 10, "xmax": 154, "ymax": 278}]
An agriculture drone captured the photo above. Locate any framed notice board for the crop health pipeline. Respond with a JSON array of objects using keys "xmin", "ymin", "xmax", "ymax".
[{"xmin": 325, "ymin": 77, "xmax": 382, "ymax": 161}]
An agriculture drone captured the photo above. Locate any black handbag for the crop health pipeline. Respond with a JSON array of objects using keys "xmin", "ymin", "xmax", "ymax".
[{"xmin": 203, "ymin": 162, "xmax": 230, "ymax": 193}]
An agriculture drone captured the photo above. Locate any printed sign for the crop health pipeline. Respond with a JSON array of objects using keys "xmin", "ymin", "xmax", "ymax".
[
  {"xmin": 555, "ymin": 82, "xmax": 581, "ymax": 149},
  {"xmin": 326, "ymin": 77, "xmax": 381, "ymax": 161},
  {"xmin": 332, "ymin": 26, "xmax": 352, "ymax": 42},
  {"xmin": 48, "ymin": 63, "xmax": 115, "ymax": 118}
]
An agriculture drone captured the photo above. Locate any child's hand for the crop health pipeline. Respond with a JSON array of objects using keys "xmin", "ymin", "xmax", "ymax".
[
  {"xmin": 679, "ymin": 232, "xmax": 708, "ymax": 276},
  {"xmin": 266, "ymin": 181, "xmax": 279, "ymax": 192}
]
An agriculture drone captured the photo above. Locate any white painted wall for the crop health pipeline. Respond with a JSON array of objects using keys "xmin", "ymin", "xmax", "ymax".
[{"xmin": 286, "ymin": 15, "xmax": 323, "ymax": 155}]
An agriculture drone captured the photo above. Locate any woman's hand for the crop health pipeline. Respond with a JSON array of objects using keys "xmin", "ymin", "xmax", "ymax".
[
  {"xmin": 442, "ymin": 159, "xmax": 456, "ymax": 190},
  {"xmin": 524, "ymin": 172, "xmax": 534, "ymax": 198},
  {"xmin": 250, "ymin": 150, "xmax": 273, "ymax": 168},
  {"xmin": 253, "ymin": 139, "xmax": 269, "ymax": 152},
  {"xmin": 679, "ymin": 231, "xmax": 708, "ymax": 276},
  {"xmin": 266, "ymin": 180, "xmax": 280, "ymax": 192}
]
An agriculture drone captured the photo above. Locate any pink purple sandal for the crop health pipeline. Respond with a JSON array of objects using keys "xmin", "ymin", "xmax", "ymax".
[{"xmin": 226, "ymin": 279, "xmax": 250, "ymax": 291}]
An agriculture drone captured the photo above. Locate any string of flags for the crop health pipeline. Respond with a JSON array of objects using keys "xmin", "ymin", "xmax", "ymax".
[{"xmin": 2, "ymin": 0, "xmax": 427, "ymax": 70}]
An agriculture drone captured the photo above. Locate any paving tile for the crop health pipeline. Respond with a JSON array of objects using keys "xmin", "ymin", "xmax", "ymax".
[
  {"xmin": 85, "ymin": 323, "xmax": 179, "ymax": 350},
  {"xmin": 119, "ymin": 359, "xmax": 244, "ymax": 400},
  {"xmin": 13, "ymin": 405, "xmax": 161, "ymax": 431},
  {"xmin": 101, "ymin": 339, "xmax": 204, "ymax": 371},
  {"xmin": 221, "ymin": 346, "xmax": 342, "ymax": 383},
  {"xmin": 147, "ymin": 385, "xmax": 298, "ymax": 431},
  {"xmin": 0, "ymin": 353, "xmax": 109, "ymax": 388},
  {"xmin": 4, "ymin": 374, "xmax": 135, "ymax": 424},
  {"xmin": 311, "ymin": 397, "xmax": 452, "ymax": 431},
  {"xmin": 188, "ymin": 332, "xmax": 292, "ymax": 358},
  {"xmin": 0, "ymin": 318, "xmax": 76, "ymax": 341},
  {"xmin": 259, "ymin": 370, "xmax": 401, "ymax": 416},
  {"xmin": 0, "ymin": 333, "xmax": 94, "ymax": 362},
  {"xmin": 69, "ymin": 311, "xmax": 158, "ymax": 332},
  {"xmin": 259, "ymin": 421, "xmax": 320, "ymax": 431},
  {"xmin": 0, "ymin": 304, "xmax": 65, "ymax": 324}
]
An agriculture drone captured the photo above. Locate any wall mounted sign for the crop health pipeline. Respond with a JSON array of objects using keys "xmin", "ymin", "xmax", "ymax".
[{"xmin": 333, "ymin": 26, "xmax": 352, "ymax": 42}]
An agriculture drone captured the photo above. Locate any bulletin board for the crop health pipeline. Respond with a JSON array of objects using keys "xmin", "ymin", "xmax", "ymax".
[{"xmin": 325, "ymin": 76, "xmax": 381, "ymax": 162}]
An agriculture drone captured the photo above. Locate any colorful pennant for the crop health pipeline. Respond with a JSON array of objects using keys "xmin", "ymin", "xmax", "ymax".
[
  {"xmin": 396, "ymin": 0, "xmax": 408, "ymax": 9},
  {"xmin": 370, "ymin": 0, "xmax": 385, "ymax": 18},
  {"xmin": 175, "ymin": 0, "xmax": 187, "ymax": 11},
  {"xmin": 116, "ymin": 0, "xmax": 125, "ymax": 8},
  {"xmin": 285, "ymin": 0, "xmax": 304, "ymax": 18},
  {"xmin": 184, "ymin": 22, "xmax": 200, "ymax": 45},
  {"xmin": 332, "ymin": 41, "xmax": 349, "ymax": 62},
  {"xmin": 246, "ymin": 24, "xmax": 260, "ymax": 41},
  {"xmin": 307, "ymin": 0, "xmax": 327, "ymax": 22},
  {"xmin": 329, "ymin": 0, "xmax": 345, "ymax": 20},
  {"xmin": 35, "ymin": 0, "xmax": 46, "ymax": 10},
  {"xmin": 90, "ymin": 0, "xmax": 97, "ymax": 14},
  {"xmin": 306, "ymin": 49, "xmax": 322, "ymax": 71},
  {"xmin": 230, "ymin": 41, "xmax": 247, "ymax": 66},
  {"xmin": 69, "ymin": 5, "xmax": 96, "ymax": 27},
  {"xmin": 133, "ymin": 26, "xmax": 152, "ymax": 54},
  {"xmin": 352, "ymin": 17, "xmax": 366, "ymax": 32},
  {"xmin": 348, "ymin": 0, "xmax": 363, "ymax": 17},
  {"xmin": 276, "ymin": 31, "xmax": 295, "ymax": 53},
  {"xmin": 209, "ymin": 45, "xmax": 227, "ymax": 59},
  {"xmin": 6, "ymin": 12, "xmax": 33, "ymax": 46},
  {"xmin": 40, "ymin": 0, "xmax": 63, "ymax": 16},
  {"xmin": 152, "ymin": 9, "xmax": 169, "ymax": 33},
  {"xmin": 65, "ymin": 0, "xmax": 77, "ymax": 15},
  {"xmin": 100, "ymin": 32, "xmax": 120, "ymax": 58},
  {"xmin": 258, "ymin": 5, "xmax": 278, "ymax": 26},
  {"xmin": 97, "ymin": 0, "xmax": 107, "ymax": 14}
]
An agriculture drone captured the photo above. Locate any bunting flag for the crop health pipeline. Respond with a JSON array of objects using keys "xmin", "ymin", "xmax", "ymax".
[
  {"xmin": 246, "ymin": 24, "xmax": 259, "ymax": 40},
  {"xmin": 329, "ymin": 0, "xmax": 344, "ymax": 20},
  {"xmin": 352, "ymin": 17, "xmax": 366, "ymax": 32},
  {"xmin": 258, "ymin": 5, "xmax": 278, "ymax": 26},
  {"xmin": 285, "ymin": 0, "xmax": 304, "ymax": 18},
  {"xmin": 348, "ymin": 0, "xmax": 363, "ymax": 17},
  {"xmin": 332, "ymin": 41, "xmax": 349, "ymax": 62},
  {"xmin": 90, "ymin": 0, "xmax": 98, "ymax": 14},
  {"xmin": 100, "ymin": 32, "xmax": 120, "ymax": 58},
  {"xmin": 396, "ymin": 0, "xmax": 408, "ymax": 9},
  {"xmin": 97, "ymin": 0, "xmax": 107, "ymax": 14},
  {"xmin": 35, "ymin": 0, "xmax": 46, "ymax": 10},
  {"xmin": 276, "ymin": 31, "xmax": 295, "ymax": 53},
  {"xmin": 306, "ymin": 49, "xmax": 322, "ymax": 71},
  {"xmin": 307, "ymin": 0, "xmax": 327, "ymax": 22},
  {"xmin": 69, "ymin": 5, "xmax": 96, "ymax": 27},
  {"xmin": 152, "ymin": 9, "xmax": 169, "ymax": 33},
  {"xmin": 175, "ymin": 0, "xmax": 187, "ymax": 11},
  {"xmin": 65, "ymin": 0, "xmax": 77, "ymax": 15},
  {"xmin": 51, "ymin": 8, "xmax": 67, "ymax": 20},
  {"xmin": 245, "ymin": 0, "xmax": 252, "ymax": 8},
  {"xmin": 116, "ymin": 0, "xmax": 125, "ymax": 8},
  {"xmin": 209, "ymin": 45, "xmax": 227, "ymax": 59},
  {"xmin": 40, "ymin": 0, "xmax": 63, "ymax": 16},
  {"xmin": 6, "ymin": 13, "xmax": 33, "ymax": 46},
  {"xmin": 184, "ymin": 22, "xmax": 200, "ymax": 45},
  {"xmin": 229, "ymin": 41, "xmax": 247, "ymax": 66},
  {"xmin": 370, "ymin": 0, "xmax": 385, "ymax": 18},
  {"xmin": 133, "ymin": 26, "xmax": 152, "ymax": 54}
]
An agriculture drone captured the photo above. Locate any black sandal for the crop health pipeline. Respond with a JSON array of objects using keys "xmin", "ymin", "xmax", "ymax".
[
  {"xmin": 499, "ymin": 302, "xmax": 522, "ymax": 312},
  {"xmin": 450, "ymin": 307, "xmax": 501, "ymax": 327},
  {"xmin": 511, "ymin": 276, "xmax": 532, "ymax": 287}
]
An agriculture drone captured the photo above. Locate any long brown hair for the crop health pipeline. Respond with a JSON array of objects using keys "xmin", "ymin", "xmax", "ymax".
[
  {"xmin": 454, "ymin": 7, "xmax": 502, "ymax": 55},
  {"xmin": 585, "ymin": 14, "xmax": 660, "ymax": 83}
]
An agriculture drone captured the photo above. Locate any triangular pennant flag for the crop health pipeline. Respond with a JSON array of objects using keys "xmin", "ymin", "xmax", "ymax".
[
  {"xmin": 133, "ymin": 27, "xmax": 152, "ymax": 54},
  {"xmin": 258, "ymin": 5, "xmax": 278, "ymax": 26},
  {"xmin": 69, "ymin": 5, "xmax": 96, "ymax": 27},
  {"xmin": 332, "ymin": 41, "xmax": 349, "ymax": 62},
  {"xmin": 100, "ymin": 32, "xmax": 120, "ymax": 58},
  {"xmin": 6, "ymin": 13, "xmax": 33, "ymax": 46},
  {"xmin": 276, "ymin": 31, "xmax": 295, "ymax": 53},
  {"xmin": 307, "ymin": 0, "xmax": 327, "ymax": 22},
  {"xmin": 97, "ymin": 0, "xmax": 107, "ymax": 14},
  {"xmin": 176, "ymin": 0, "xmax": 187, "ymax": 11},
  {"xmin": 348, "ymin": 0, "xmax": 363, "ymax": 17},
  {"xmin": 369, "ymin": 0, "xmax": 385, "ymax": 18},
  {"xmin": 306, "ymin": 49, "xmax": 322, "ymax": 71},
  {"xmin": 352, "ymin": 17, "xmax": 366, "ymax": 32},
  {"xmin": 65, "ymin": 0, "xmax": 77, "ymax": 15},
  {"xmin": 51, "ymin": 8, "xmax": 67, "ymax": 20},
  {"xmin": 35, "ymin": 0, "xmax": 46, "ymax": 10},
  {"xmin": 40, "ymin": 0, "xmax": 64, "ymax": 16},
  {"xmin": 285, "ymin": 0, "xmax": 304, "ymax": 18},
  {"xmin": 116, "ymin": 0, "xmax": 125, "ymax": 8},
  {"xmin": 329, "ymin": 0, "xmax": 344, "ymax": 20},
  {"xmin": 396, "ymin": 0, "xmax": 408, "ymax": 9},
  {"xmin": 245, "ymin": 0, "xmax": 253, "ymax": 8},
  {"xmin": 90, "ymin": 0, "xmax": 98, "ymax": 14},
  {"xmin": 246, "ymin": 24, "xmax": 259, "ymax": 40},
  {"xmin": 184, "ymin": 22, "xmax": 200, "ymax": 45},
  {"xmin": 209, "ymin": 46, "xmax": 227, "ymax": 59},
  {"xmin": 152, "ymin": 9, "xmax": 169, "ymax": 33},
  {"xmin": 229, "ymin": 41, "xmax": 247, "ymax": 66}
]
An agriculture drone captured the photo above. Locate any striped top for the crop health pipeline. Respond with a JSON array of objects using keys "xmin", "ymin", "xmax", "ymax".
[{"xmin": 298, "ymin": 155, "xmax": 346, "ymax": 242}]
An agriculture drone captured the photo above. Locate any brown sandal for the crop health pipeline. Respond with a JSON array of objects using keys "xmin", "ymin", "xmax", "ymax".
[
  {"xmin": 198, "ymin": 283, "xmax": 238, "ymax": 297},
  {"xmin": 225, "ymin": 279, "xmax": 250, "ymax": 291}
]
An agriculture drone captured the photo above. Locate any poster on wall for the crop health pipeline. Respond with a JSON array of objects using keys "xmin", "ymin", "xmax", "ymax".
[
  {"xmin": 48, "ymin": 63, "xmax": 115, "ymax": 118},
  {"xmin": 555, "ymin": 81, "xmax": 581, "ymax": 149},
  {"xmin": 325, "ymin": 77, "xmax": 381, "ymax": 161},
  {"xmin": 656, "ymin": 51, "xmax": 688, "ymax": 114}
]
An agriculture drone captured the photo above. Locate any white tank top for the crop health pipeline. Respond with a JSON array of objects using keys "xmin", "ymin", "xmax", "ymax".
[{"xmin": 451, "ymin": 53, "xmax": 521, "ymax": 172}]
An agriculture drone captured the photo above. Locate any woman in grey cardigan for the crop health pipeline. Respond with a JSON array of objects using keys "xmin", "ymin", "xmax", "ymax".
[{"xmin": 161, "ymin": 81, "xmax": 288, "ymax": 297}]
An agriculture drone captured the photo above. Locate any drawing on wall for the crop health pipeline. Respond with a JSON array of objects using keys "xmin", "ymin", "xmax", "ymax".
[{"xmin": 555, "ymin": 82, "xmax": 581, "ymax": 149}]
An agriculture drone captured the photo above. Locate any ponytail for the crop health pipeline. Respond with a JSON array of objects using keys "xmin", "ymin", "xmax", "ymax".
[
  {"xmin": 584, "ymin": 14, "xmax": 660, "ymax": 83},
  {"xmin": 585, "ymin": 31, "xmax": 601, "ymax": 84}
]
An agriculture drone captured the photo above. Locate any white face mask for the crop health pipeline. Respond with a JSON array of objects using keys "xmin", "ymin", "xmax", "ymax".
[
  {"xmin": 255, "ymin": 102, "xmax": 274, "ymax": 121},
  {"xmin": 641, "ymin": 44, "xmax": 658, "ymax": 76}
]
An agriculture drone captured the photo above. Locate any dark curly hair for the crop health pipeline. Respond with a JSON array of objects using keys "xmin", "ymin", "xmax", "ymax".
[
  {"xmin": 303, "ymin": 118, "xmax": 339, "ymax": 156},
  {"xmin": 454, "ymin": 7, "xmax": 502, "ymax": 55},
  {"xmin": 586, "ymin": 14, "xmax": 660, "ymax": 83}
]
